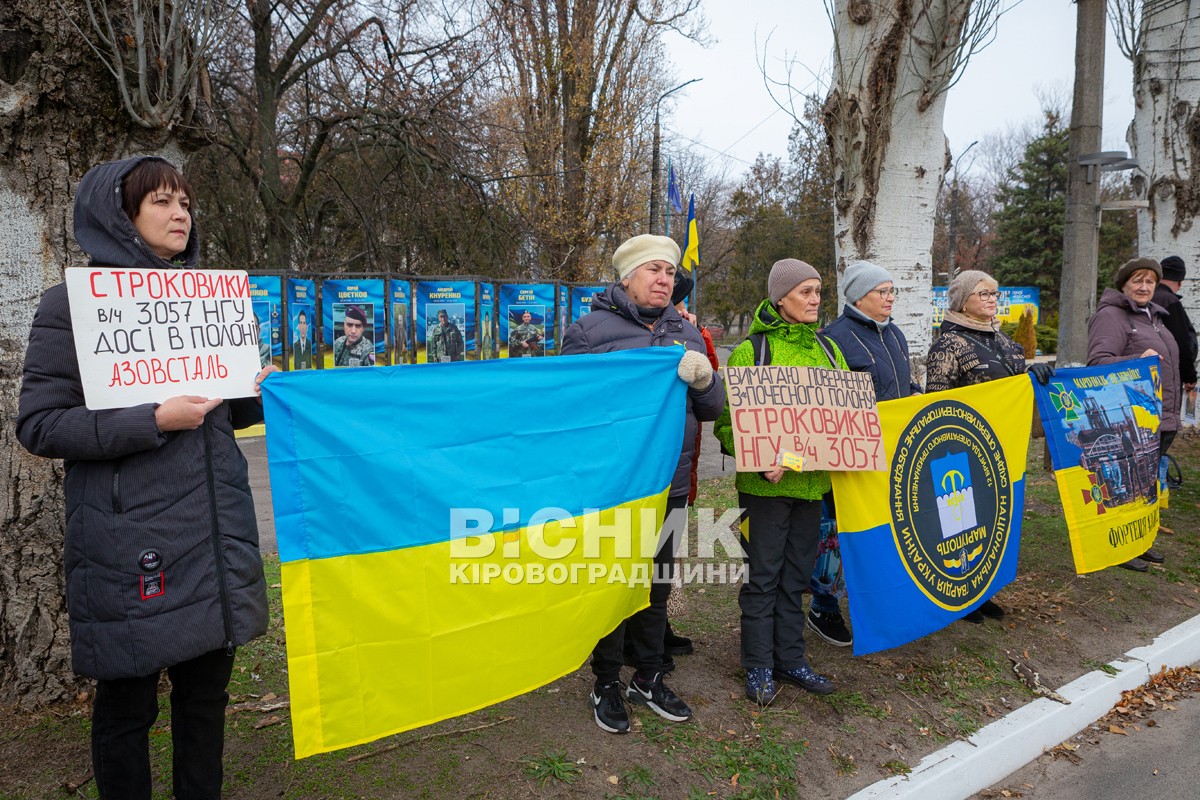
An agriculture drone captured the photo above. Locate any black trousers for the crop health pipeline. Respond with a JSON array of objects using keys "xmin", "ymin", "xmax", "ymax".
[
  {"xmin": 591, "ymin": 495, "xmax": 687, "ymax": 684},
  {"xmin": 738, "ymin": 492, "xmax": 822, "ymax": 670},
  {"xmin": 91, "ymin": 648, "xmax": 235, "ymax": 800}
]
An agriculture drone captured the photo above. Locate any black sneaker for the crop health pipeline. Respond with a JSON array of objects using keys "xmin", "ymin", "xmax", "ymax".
[
  {"xmin": 589, "ymin": 681, "xmax": 630, "ymax": 734},
  {"xmin": 664, "ymin": 623, "xmax": 694, "ymax": 656},
  {"xmin": 626, "ymin": 673, "xmax": 692, "ymax": 722},
  {"xmin": 807, "ymin": 608, "xmax": 852, "ymax": 647}
]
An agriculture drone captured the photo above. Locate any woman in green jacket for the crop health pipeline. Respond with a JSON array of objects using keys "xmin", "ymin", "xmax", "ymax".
[{"xmin": 714, "ymin": 259, "xmax": 847, "ymax": 705}]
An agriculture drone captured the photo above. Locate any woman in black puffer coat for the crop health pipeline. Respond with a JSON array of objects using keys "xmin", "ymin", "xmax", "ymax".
[{"xmin": 16, "ymin": 156, "xmax": 273, "ymax": 800}]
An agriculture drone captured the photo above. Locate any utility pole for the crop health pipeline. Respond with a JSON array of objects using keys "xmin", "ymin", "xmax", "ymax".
[
  {"xmin": 1058, "ymin": 0, "xmax": 1106, "ymax": 367},
  {"xmin": 649, "ymin": 79, "xmax": 700, "ymax": 234}
]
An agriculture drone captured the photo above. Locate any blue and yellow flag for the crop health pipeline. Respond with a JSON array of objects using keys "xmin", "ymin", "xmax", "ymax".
[
  {"xmin": 1124, "ymin": 383, "xmax": 1160, "ymax": 431},
  {"xmin": 262, "ymin": 349, "xmax": 685, "ymax": 757},
  {"xmin": 681, "ymin": 194, "xmax": 699, "ymax": 272},
  {"xmin": 831, "ymin": 376, "xmax": 1033, "ymax": 655},
  {"xmin": 1033, "ymin": 358, "xmax": 1161, "ymax": 573}
]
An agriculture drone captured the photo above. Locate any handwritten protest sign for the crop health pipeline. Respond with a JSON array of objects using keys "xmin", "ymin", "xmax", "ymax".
[
  {"xmin": 65, "ymin": 267, "xmax": 264, "ymax": 410},
  {"xmin": 724, "ymin": 366, "xmax": 883, "ymax": 472}
]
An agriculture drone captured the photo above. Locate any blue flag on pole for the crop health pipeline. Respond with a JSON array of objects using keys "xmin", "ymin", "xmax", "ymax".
[{"xmin": 667, "ymin": 159, "xmax": 683, "ymax": 214}]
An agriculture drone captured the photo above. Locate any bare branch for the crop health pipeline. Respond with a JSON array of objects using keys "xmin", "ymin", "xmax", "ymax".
[
  {"xmin": 1107, "ymin": 0, "xmax": 1142, "ymax": 62},
  {"xmin": 61, "ymin": 0, "xmax": 235, "ymax": 129}
]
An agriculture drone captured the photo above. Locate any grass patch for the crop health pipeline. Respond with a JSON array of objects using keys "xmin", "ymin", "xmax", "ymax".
[
  {"xmin": 821, "ymin": 690, "xmax": 890, "ymax": 719},
  {"xmin": 521, "ymin": 749, "xmax": 580, "ymax": 786},
  {"xmin": 1083, "ymin": 658, "xmax": 1119, "ymax": 676}
]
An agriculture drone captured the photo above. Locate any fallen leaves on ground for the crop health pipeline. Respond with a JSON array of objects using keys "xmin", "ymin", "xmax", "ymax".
[{"xmin": 1099, "ymin": 665, "xmax": 1200, "ymax": 736}]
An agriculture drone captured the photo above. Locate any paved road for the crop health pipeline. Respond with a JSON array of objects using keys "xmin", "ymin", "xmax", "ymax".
[{"xmin": 972, "ymin": 688, "xmax": 1200, "ymax": 799}]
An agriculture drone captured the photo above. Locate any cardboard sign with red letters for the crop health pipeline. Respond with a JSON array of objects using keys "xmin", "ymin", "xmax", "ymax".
[{"xmin": 724, "ymin": 365, "xmax": 884, "ymax": 472}]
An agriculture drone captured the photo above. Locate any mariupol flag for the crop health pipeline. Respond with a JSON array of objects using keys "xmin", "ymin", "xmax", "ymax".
[
  {"xmin": 262, "ymin": 348, "xmax": 685, "ymax": 757},
  {"xmin": 1032, "ymin": 358, "xmax": 1162, "ymax": 573},
  {"xmin": 831, "ymin": 375, "xmax": 1033, "ymax": 655}
]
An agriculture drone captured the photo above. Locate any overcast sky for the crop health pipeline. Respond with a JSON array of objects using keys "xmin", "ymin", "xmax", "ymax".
[{"xmin": 664, "ymin": 1, "xmax": 1136, "ymax": 178}]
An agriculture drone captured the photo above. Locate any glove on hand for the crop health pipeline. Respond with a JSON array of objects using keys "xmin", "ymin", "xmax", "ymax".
[
  {"xmin": 1028, "ymin": 362, "xmax": 1054, "ymax": 386},
  {"xmin": 677, "ymin": 349, "xmax": 714, "ymax": 391}
]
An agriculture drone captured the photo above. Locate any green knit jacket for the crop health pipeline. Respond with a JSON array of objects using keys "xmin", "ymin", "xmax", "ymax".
[{"xmin": 713, "ymin": 298, "xmax": 848, "ymax": 500}]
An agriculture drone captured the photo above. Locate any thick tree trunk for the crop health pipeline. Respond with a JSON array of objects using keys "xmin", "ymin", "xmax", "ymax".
[
  {"xmin": 1129, "ymin": 2, "xmax": 1200, "ymax": 309},
  {"xmin": 825, "ymin": 0, "xmax": 972, "ymax": 382},
  {"xmin": 1, "ymin": 0, "xmax": 183, "ymax": 706}
]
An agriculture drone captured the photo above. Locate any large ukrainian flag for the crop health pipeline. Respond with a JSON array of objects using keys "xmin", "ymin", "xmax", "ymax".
[
  {"xmin": 831, "ymin": 375, "xmax": 1033, "ymax": 655},
  {"xmin": 1032, "ymin": 358, "xmax": 1161, "ymax": 573},
  {"xmin": 262, "ymin": 348, "xmax": 685, "ymax": 757}
]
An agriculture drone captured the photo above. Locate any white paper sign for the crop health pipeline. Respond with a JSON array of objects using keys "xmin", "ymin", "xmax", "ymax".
[{"xmin": 65, "ymin": 267, "xmax": 264, "ymax": 410}]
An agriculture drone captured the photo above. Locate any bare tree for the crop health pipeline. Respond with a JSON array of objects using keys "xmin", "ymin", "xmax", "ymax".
[
  {"xmin": 1117, "ymin": 0, "xmax": 1200, "ymax": 299},
  {"xmin": 1, "ymin": 0, "xmax": 200, "ymax": 705},
  {"xmin": 819, "ymin": 0, "xmax": 1001, "ymax": 378},
  {"xmin": 478, "ymin": 0, "xmax": 704, "ymax": 281},
  {"xmin": 201, "ymin": 0, "xmax": 477, "ymax": 272},
  {"xmin": 68, "ymin": 0, "xmax": 231, "ymax": 128}
]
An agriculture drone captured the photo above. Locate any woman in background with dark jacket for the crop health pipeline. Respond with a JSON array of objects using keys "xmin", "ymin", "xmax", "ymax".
[
  {"xmin": 1088, "ymin": 257, "xmax": 1179, "ymax": 571},
  {"xmin": 822, "ymin": 261, "xmax": 921, "ymax": 400},
  {"xmin": 17, "ymin": 156, "xmax": 273, "ymax": 800},
  {"xmin": 562, "ymin": 234, "xmax": 724, "ymax": 735}
]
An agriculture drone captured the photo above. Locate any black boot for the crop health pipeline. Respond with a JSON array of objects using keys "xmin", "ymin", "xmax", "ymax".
[{"xmin": 664, "ymin": 622, "xmax": 694, "ymax": 656}]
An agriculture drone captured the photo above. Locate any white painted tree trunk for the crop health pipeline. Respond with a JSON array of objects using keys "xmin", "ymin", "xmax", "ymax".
[
  {"xmin": 1129, "ymin": 2, "xmax": 1200, "ymax": 314},
  {"xmin": 825, "ymin": 0, "xmax": 975, "ymax": 382}
]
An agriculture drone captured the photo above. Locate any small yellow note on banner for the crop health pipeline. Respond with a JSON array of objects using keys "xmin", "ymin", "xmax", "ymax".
[{"xmin": 779, "ymin": 451, "xmax": 805, "ymax": 472}]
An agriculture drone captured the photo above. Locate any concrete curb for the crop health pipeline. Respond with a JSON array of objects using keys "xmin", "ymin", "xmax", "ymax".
[{"xmin": 846, "ymin": 611, "xmax": 1200, "ymax": 800}]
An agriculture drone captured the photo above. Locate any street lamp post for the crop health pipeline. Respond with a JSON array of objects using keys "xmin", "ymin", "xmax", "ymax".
[{"xmin": 649, "ymin": 78, "xmax": 701, "ymax": 235}]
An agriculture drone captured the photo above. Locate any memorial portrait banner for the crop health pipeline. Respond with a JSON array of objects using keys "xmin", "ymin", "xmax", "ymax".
[
  {"xmin": 831, "ymin": 375, "xmax": 1033, "ymax": 655},
  {"xmin": 1032, "ymin": 358, "xmax": 1162, "ymax": 573},
  {"xmin": 388, "ymin": 278, "xmax": 412, "ymax": 365},
  {"xmin": 286, "ymin": 277, "xmax": 317, "ymax": 371},
  {"xmin": 248, "ymin": 274, "xmax": 284, "ymax": 369},
  {"xmin": 321, "ymin": 278, "xmax": 385, "ymax": 368},
  {"xmin": 499, "ymin": 283, "xmax": 555, "ymax": 358},
  {"xmin": 64, "ymin": 267, "xmax": 262, "ymax": 409},
  {"xmin": 722, "ymin": 365, "xmax": 882, "ymax": 472},
  {"xmin": 262, "ymin": 348, "xmax": 685, "ymax": 758},
  {"xmin": 416, "ymin": 280, "xmax": 476, "ymax": 363}
]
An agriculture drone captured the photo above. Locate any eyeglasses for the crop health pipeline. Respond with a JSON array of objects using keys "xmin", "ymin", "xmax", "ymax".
[
  {"xmin": 872, "ymin": 288, "xmax": 899, "ymax": 299},
  {"xmin": 973, "ymin": 291, "xmax": 1001, "ymax": 301}
]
